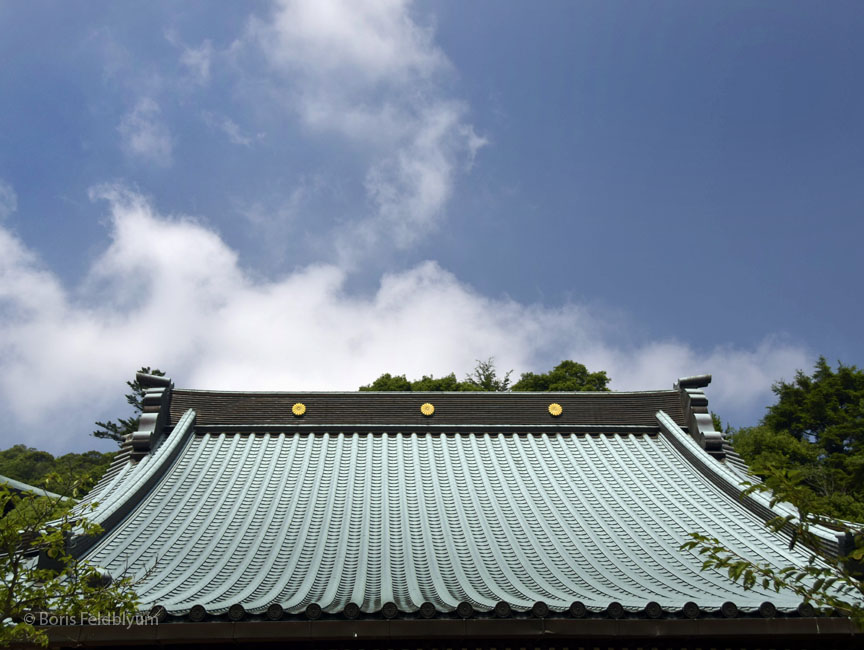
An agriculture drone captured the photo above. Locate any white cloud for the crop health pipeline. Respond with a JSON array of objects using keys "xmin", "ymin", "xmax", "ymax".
[
  {"xmin": 578, "ymin": 340, "xmax": 809, "ymax": 422},
  {"xmin": 164, "ymin": 29, "xmax": 214, "ymax": 86},
  {"xmin": 117, "ymin": 98, "xmax": 174, "ymax": 166},
  {"xmin": 180, "ymin": 40, "xmax": 213, "ymax": 85},
  {"xmin": 0, "ymin": 179, "xmax": 17, "ymax": 220},
  {"xmin": 202, "ymin": 111, "xmax": 262, "ymax": 147},
  {"xmin": 244, "ymin": 0, "xmax": 487, "ymax": 261},
  {"xmin": 356, "ymin": 102, "xmax": 486, "ymax": 252},
  {"xmin": 255, "ymin": 0, "xmax": 444, "ymax": 83},
  {"xmin": 0, "ymin": 190, "xmax": 809, "ymax": 452}
]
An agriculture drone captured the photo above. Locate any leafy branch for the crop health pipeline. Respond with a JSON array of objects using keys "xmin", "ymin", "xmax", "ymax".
[
  {"xmin": 681, "ymin": 466, "xmax": 864, "ymax": 628},
  {"xmin": 0, "ymin": 475, "xmax": 141, "ymax": 646}
]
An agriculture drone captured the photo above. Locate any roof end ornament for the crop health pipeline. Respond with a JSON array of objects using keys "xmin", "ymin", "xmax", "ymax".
[
  {"xmin": 675, "ymin": 374, "xmax": 724, "ymax": 459},
  {"xmin": 675, "ymin": 374, "xmax": 712, "ymax": 390},
  {"xmin": 136, "ymin": 372, "xmax": 172, "ymax": 388},
  {"xmin": 131, "ymin": 374, "xmax": 174, "ymax": 460}
]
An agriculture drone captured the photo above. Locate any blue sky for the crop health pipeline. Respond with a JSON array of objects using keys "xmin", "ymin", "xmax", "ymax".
[{"xmin": 1, "ymin": 1, "xmax": 862, "ymax": 452}]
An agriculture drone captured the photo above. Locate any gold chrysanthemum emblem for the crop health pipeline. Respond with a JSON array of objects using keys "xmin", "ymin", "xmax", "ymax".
[
  {"xmin": 292, "ymin": 402, "xmax": 306, "ymax": 417},
  {"xmin": 420, "ymin": 402, "xmax": 435, "ymax": 416},
  {"xmin": 548, "ymin": 403, "xmax": 563, "ymax": 417}
]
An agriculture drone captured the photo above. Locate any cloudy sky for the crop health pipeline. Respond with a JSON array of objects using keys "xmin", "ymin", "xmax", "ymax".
[{"xmin": 1, "ymin": 1, "xmax": 862, "ymax": 453}]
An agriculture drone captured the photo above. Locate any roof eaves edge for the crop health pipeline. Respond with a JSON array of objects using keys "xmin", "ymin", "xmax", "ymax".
[
  {"xmin": 655, "ymin": 410, "xmax": 845, "ymax": 557},
  {"xmin": 69, "ymin": 409, "xmax": 197, "ymax": 557}
]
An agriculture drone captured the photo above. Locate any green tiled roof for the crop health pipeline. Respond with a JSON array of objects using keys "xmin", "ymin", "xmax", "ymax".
[{"xmin": 73, "ymin": 386, "xmax": 845, "ymax": 621}]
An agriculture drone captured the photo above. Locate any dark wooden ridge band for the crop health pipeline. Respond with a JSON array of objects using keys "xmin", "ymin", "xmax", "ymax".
[{"xmin": 170, "ymin": 390, "xmax": 687, "ymax": 428}]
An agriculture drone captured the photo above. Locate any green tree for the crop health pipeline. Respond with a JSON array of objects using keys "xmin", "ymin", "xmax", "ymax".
[
  {"xmin": 512, "ymin": 360, "xmax": 610, "ymax": 392},
  {"xmin": 0, "ymin": 478, "xmax": 140, "ymax": 646},
  {"xmin": 360, "ymin": 359, "xmax": 611, "ymax": 393},
  {"xmin": 729, "ymin": 357, "xmax": 864, "ymax": 522},
  {"xmin": 0, "ymin": 446, "xmax": 115, "ymax": 498},
  {"xmin": 0, "ymin": 447, "xmax": 54, "ymax": 486},
  {"xmin": 359, "ymin": 359, "xmax": 510, "ymax": 392},
  {"xmin": 359, "ymin": 371, "xmax": 487, "ymax": 392},
  {"xmin": 93, "ymin": 367, "xmax": 166, "ymax": 445},
  {"xmin": 684, "ymin": 358, "xmax": 864, "ymax": 628},
  {"xmin": 411, "ymin": 373, "xmax": 472, "ymax": 392},
  {"xmin": 359, "ymin": 373, "xmax": 414, "ymax": 392},
  {"xmin": 464, "ymin": 358, "xmax": 512, "ymax": 391}
]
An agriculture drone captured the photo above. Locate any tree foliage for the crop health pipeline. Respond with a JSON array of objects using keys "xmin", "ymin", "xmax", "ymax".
[
  {"xmin": 361, "ymin": 359, "xmax": 610, "ymax": 393},
  {"xmin": 360, "ymin": 372, "xmax": 472, "ymax": 392},
  {"xmin": 729, "ymin": 357, "xmax": 864, "ymax": 522},
  {"xmin": 511, "ymin": 360, "xmax": 610, "ymax": 392},
  {"xmin": 0, "ymin": 447, "xmax": 115, "ymax": 498},
  {"xmin": 685, "ymin": 357, "xmax": 864, "ymax": 628},
  {"xmin": 93, "ymin": 367, "xmax": 165, "ymax": 445},
  {"xmin": 682, "ymin": 467, "xmax": 864, "ymax": 627},
  {"xmin": 464, "ymin": 358, "xmax": 512, "ymax": 391},
  {"xmin": 360, "ymin": 358, "xmax": 511, "ymax": 392},
  {"xmin": 0, "ymin": 478, "xmax": 141, "ymax": 646}
]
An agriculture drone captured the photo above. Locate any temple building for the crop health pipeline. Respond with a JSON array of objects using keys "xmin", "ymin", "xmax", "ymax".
[{"xmin": 45, "ymin": 373, "xmax": 859, "ymax": 648}]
